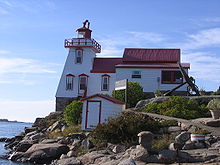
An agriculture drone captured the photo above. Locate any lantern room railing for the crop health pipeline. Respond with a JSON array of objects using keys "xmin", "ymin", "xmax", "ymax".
[{"xmin": 64, "ymin": 38, "xmax": 101, "ymax": 53}]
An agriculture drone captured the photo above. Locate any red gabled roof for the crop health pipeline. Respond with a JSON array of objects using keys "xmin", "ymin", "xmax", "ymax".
[
  {"xmin": 123, "ymin": 48, "xmax": 180, "ymax": 62},
  {"xmin": 116, "ymin": 63, "xmax": 190, "ymax": 69},
  {"xmin": 91, "ymin": 58, "xmax": 123, "ymax": 73},
  {"xmin": 81, "ymin": 94, "xmax": 125, "ymax": 105}
]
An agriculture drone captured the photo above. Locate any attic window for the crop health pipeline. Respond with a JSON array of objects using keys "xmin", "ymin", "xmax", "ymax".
[
  {"xmin": 132, "ymin": 71, "xmax": 141, "ymax": 78},
  {"xmin": 75, "ymin": 49, "xmax": 83, "ymax": 64},
  {"xmin": 162, "ymin": 71, "xmax": 183, "ymax": 84},
  {"xmin": 66, "ymin": 74, "xmax": 74, "ymax": 90}
]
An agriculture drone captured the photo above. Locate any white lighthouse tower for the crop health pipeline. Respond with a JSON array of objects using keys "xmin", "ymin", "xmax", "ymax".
[{"xmin": 56, "ymin": 20, "xmax": 101, "ymax": 111}]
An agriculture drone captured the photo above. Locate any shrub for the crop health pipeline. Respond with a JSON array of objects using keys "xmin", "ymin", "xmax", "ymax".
[
  {"xmin": 112, "ymin": 82, "xmax": 145, "ymax": 108},
  {"xmin": 64, "ymin": 100, "xmax": 83, "ymax": 125},
  {"xmin": 159, "ymin": 120, "xmax": 178, "ymax": 127},
  {"xmin": 152, "ymin": 134, "xmax": 176, "ymax": 150},
  {"xmin": 207, "ymin": 99, "xmax": 220, "ymax": 110},
  {"xmin": 192, "ymin": 129, "xmax": 210, "ymax": 135},
  {"xmin": 142, "ymin": 96, "xmax": 208, "ymax": 120},
  {"xmin": 46, "ymin": 125, "xmax": 82, "ymax": 138},
  {"xmin": 90, "ymin": 112, "xmax": 160, "ymax": 147}
]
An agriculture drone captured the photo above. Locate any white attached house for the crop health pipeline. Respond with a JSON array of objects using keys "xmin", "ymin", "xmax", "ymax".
[
  {"xmin": 80, "ymin": 94, "xmax": 125, "ymax": 130},
  {"xmin": 55, "ymin": 20, "xmax": 190, "ymax": 111}
]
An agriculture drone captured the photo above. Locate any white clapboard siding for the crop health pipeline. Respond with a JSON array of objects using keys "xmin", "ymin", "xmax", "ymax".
[
  {"xmin": 116, "ymin": 68, "xmax": 188, "ymax": 92},
  {"xmin": 81, "ymin": 96, "xmax": 123, "ymax": 130}
]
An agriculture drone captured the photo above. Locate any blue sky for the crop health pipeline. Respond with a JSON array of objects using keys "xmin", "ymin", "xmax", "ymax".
[{"xmin": 0, "ymin": 0, "xmax": 220, "ymax": 122}]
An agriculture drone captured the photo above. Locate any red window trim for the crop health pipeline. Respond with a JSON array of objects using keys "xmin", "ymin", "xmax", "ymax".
[
  {"xmin": 85, "ymin": 100, "xmax": 102, "ymax": 129},
  {"xmin": 161, "ymin": 70, "xmax": 183, "ymax": 84},
  {"xmin": 101, "ymin": 76, "xmax": 109, "ymax": 91},
  {"xmin": 101, "ymin": 74, "xmax": 111, "ymax": 77},
  {"xmin": 79, "ymin": 73, "xmax": 89, "ymax": 77}
]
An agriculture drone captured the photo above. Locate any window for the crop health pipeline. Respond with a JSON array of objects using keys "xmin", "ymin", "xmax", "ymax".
[
  {"xmin": 79, "ymin": 76, "xmax": 87, "ymax": 90},
  {"xmin": 66, "ymin": 74, "xmax": 74, "ymax": 90},
  {"xmin": 162, "ymin": 71, "xmax": 183, "ymax": 84},
  {"xmin": 101, "ymin": 75, "xmax": 110, "ymax": 91},
  {"xmin": 75, "ymin": 49, "xmax": 83, "ymax": 64},
  {"xmin": 132, "ymin": 71, "xmax": 141, "ymax": 78}
]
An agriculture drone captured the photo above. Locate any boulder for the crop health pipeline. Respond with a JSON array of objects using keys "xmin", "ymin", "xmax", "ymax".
[
  {"xmin": 9, "ymin": 152, "xmax": 24, "ymax": 161},
  {"xmin": 169, "ymin": 142, "xmax": 183, "ymax": 150},
  {"xmin": 47, "ymin": 120, "xmax": 66, "ymax": 132},
  {"xmin": 15, "ymin": 141, "xmax": 33, "ymax": 152},
  {"xmin": 20, "ymin": 143, "xmax": 69, "ymax": 164},
  {"xmin": 182, "ymin": 141, "xmax": 195, "ymax": 150},
  {"xmin": 112, "ymin": 145, "xmax": 126, "ymax": 154},
  {"xmin": 130, "ymin": 145, "xmax": 149, "ymax": 162},
  {"xmin": 0, "ymin": 137, "xmax": 7, "ymax": 142},
  {"xmin": 118, "ymin": 158, "xmax": 136, "ymax": 165},
  {"xmin": 24, "ymin": 127, "xmax": 37, "ymax": 134},
  {"xmin": 158, "ymin": 150, "xmax": 177, "ymax": 163},
  {"xmin": 78, "ymin": 150, "xmax": 107, "ymax": 164},
  {"xmin": 67, "ymin": 150, "xmax": 77, "ymax": 157},
  {"xmin": 205, "ymin": 119, "xmax": 220, "ymax": 127},
  {"xmin": 135, "ymin": 97, "xmax": 169, "ymax": 109},
  {"xmin": 137, "ymin": 131, "xmax": 153, "ymax": 150},
  {"xmin": 175, "ymin": 131, "xmax": 190, "ymax": 144},
  {"xmin": 29, "ymin": 132, "xmax": 44, "ymax": 141},
  {"xmin": 167, "ymin": 126, "xmax": 181, "ymax": 133},
  {"xmin": 41, "ymin": 138, "xmax": 59, "ymax": 144},
  {"xmin": 51, "ymin": 157, "xmax": 81, "ymax": 165}
]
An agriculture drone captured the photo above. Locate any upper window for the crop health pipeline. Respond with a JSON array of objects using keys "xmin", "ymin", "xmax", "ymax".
[
  {"xmin": 132, "ymin": 71, "xmax": 141, "ymax": 78},
  {"xmin": 75, "ymin": 49, "xmax": 83, "ymax": 64},
  {"xmin": 66, "ymin": 74, "xmax": 74, "ymax": 90},
  {"xmin": 162, "ymin": 71, "xmax": 183, "ymax": 84},
  {"xmin": 101, "ymin": 75, "xmax": 110, "ymax": 91}
]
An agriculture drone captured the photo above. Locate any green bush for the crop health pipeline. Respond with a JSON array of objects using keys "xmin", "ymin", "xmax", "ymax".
[
  {"xmin": 112, "ymin": 82, "xmax": 145, "ymax": 108},
  {"xmin": 64, "ymin": 100, "xmax": 83, "ymax": 125},
  {"xmin": 90, "ymin": 112, "xmax": 160, "ymax": 147},
  {"xmin": 142, "ymin": 96, "xmax": 208, "ymax": 120}
]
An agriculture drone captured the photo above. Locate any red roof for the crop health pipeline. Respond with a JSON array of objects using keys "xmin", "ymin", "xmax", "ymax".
[
  {"xmin": 116, "ymin": 63, "xmax": 190, "ymax": 69},
  {"xmin": 81, "ymin": 94, "xmax": 125, "ymax": 105},
  {"xmin": 91, "ymin": 58, "xmax": 123, "ymax": 73},
  {"xmin": 123, "ymin": 48, "xmax": 180, "ymax": 62}
]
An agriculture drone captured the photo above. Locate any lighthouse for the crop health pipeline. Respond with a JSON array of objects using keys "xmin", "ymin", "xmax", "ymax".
[{"xmin": 56, "ymin": 20, "xmax": 102, "ymax": 111}]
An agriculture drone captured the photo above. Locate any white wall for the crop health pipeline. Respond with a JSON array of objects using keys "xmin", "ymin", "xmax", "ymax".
[
  {"xmin": 56, "ymin": 47, "xmax": 116, "ymax": 98},
  {"xmin": 81, "ymin": 97, "xmax": 123, "ymax": 130},
  {"xmin": 116, "ymin": 68, "xmax": 188, "ymax": 92}
]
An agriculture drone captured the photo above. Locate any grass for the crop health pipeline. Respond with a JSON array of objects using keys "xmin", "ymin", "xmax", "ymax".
[
  {"xmin": 152, "ymin": 134, "xmax": 176, "ymax": 150},
  {"xmin": 46, "ymin": 124, "xmax": 82, "ymax": 139}
]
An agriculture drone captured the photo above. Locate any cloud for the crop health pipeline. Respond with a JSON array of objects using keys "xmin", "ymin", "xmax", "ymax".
[
  {"xmin": 0, "ymin": 50, "xmax": 10, "ymax": 54},
  {"xmin": 181, "ymin": 28, "xmax": 220, "ymax": 50},
  {"xmin": 0, "ymin": 57, "xmax": 57, "ymax": 84},
  {"xmin": 98, "ymin": 31, "xmax": 166, "ymax": 57},
  {"xmin": 0, "ymin": 0, "xmax": 56, "ymax": 15},
  {"xmin": 182, "ymin": 52, "xmax": 220, "ymax": 83},
  {"xmin": 0, "ymin": 99, "xmax": 55, "ymax": 122},
  {"xmin": 0, "ymin": 57, "xmax": 56, "ymax": 74}
]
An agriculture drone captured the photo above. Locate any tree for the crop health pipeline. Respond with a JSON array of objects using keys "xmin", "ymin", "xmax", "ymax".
[
  {"xmin": 64, "ymin": 100, "xmax": 83, "ymax": 125},
  {"xmin": 112, "ymin": 81, "xmax": 145, "ymax": 108}
]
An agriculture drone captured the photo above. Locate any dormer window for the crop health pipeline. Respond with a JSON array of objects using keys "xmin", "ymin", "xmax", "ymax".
[
  {"xmin": 66, "ymin": 74, "xmax": 74, "ymax": 90},
  {"xmin": 75, "ymin": 49, "xmax": 83, "ymax": 64}
]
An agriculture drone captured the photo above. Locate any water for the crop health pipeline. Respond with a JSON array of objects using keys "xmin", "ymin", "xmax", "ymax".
[{"xmin": 0, "ymin": 121, "xmax": 32, "ymax": 165}]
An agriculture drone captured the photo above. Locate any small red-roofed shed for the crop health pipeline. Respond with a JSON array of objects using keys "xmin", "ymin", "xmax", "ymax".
[{"xmin": 81, "ymin": 94, "xmax": 125, "ymax": 130}]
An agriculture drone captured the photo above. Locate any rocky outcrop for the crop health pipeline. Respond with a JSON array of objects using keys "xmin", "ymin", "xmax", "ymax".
[{"xmin": 136, "ymin": 95, "xmax": 220, "ymax": 109}]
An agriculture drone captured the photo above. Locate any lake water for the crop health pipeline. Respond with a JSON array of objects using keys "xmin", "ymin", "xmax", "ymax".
[{"xmin": 0, "ymin": 121, "xmax": 32, "ymax": 165}]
